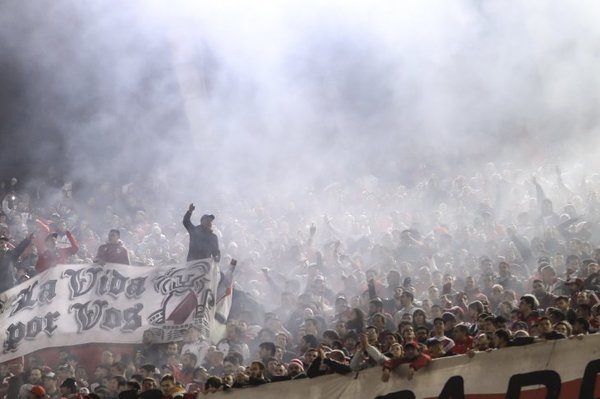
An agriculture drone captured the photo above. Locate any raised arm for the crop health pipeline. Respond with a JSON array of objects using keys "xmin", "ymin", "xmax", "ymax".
[
  {"xmin": 64, "ymin": 230, "xmax": 80, "ymax": 255},
  {"xmin": 35, "ymin": 218, "xmax": 50, "ymax": 235},
  {"xmin": 11, "ymin": 234, "xmax": 33, "ymax": 260},
  {"xmin": 555, "ymin": 166, "xmax": 573, "ymax": 197},
  {"xmin": 183, "ymin": 203, "xmax": 195, "ymax": 232},
  {"xmin": 368, "ymin": 278, "xmax": 378, "ymax": 300},
  {"xmin": 532, "ymin": 176, "xmax": 547, "ymax": 214}
]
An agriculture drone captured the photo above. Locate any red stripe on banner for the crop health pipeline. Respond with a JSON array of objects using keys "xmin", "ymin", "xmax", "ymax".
[
  {"xmin": 216, "ymin": 286, "xmax": 232, "ymax": 303},
  {"xmin": 166, "ymin": 291, "xmax": 198, "ymax": 324}
]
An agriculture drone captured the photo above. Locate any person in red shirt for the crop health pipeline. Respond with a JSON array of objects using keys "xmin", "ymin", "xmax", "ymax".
[
  {"xmin": 451, "ymin": 324, "xmax": 473, "ymax": 354},
  {"xmin": 517, "ymin": 294, "xmax": 540, "ymax": 333},
  {"xmin": 381, "ymin": 342, "xmax": 431, "ymax": 382},
  {"xmin": 36, "ymin": 230, "xmax": 79, "ymax": 273},
  {"xmin": 94, "ymin": 229, "xmax": 130, "ymax": 265},
  {"xmin": 176, "ymin": 353, "xmax": 198, "ymax": 385},
  {"xmin": 380, "ymin": 342, "xmax": 404, "ymax": 382}
]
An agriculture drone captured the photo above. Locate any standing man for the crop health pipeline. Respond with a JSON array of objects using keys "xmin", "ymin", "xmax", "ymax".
[
  {"xmin": 94, "ymin": 229, "xmax": 130, "ymax": 265},
  {"xmin": 184, "ymin": 204, "xmax": 234, "ymax": 333},
  {"xmin": 183, "ymin": 204, "xmax": 220, "ymax": 262}
]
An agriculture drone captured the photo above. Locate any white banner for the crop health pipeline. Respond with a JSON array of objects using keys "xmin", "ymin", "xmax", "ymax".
[
  {"xmin": 0, "ymin": 259, "xmax": 220, "ymax": 363},
  {"xmin": 211, "ymin": 335, "xmax": 600, "ymax": 399}
]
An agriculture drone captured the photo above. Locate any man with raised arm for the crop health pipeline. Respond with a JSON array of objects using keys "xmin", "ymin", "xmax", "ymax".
[
  {"xmin": 36, "ymin": 230, "xmax": 79, "ymax": 273},
  {"xmin": 183, "ymin": 203, "xmax": 220, "ymax": 262}
]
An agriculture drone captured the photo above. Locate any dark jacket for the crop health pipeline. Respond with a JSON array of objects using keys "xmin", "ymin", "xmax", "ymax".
[
  {"xmin": 232, "ymin": 376, "xmax": 269, "ymax": 388},
  {"xmin": 0, "ymin": 236, "xmax": 32, "ymax": 294},
  {"xmin": 270, "ymin": 373, "xmax": 307, "ymax": 382},
  {"xmin": 306, "ymin": 357, "xmax": 352, "ymax": 378},
  {"xmin": 5, "ymin": 372, "xmax": 25, "ymax": 399},
  {"xmin": 183, "ymin": 211, "xmax": 220, "ymax": 262},
  {"xmin": 584, "ymin": 272, "xmax": 600, "ymax": 293},
  {"xmin": 507, "ymin": 336, "xmax": 536, "ymax": 347}
]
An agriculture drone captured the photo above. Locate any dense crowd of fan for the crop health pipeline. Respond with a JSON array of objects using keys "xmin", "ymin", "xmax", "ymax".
[{"xmin": 0, "ymin": 163, "xmax": 599, "ymax": 398}]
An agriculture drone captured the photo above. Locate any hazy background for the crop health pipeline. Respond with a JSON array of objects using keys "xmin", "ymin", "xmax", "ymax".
[{"xmin": 1, "ymin": 0, "xmax": 600, "ymax": 208}]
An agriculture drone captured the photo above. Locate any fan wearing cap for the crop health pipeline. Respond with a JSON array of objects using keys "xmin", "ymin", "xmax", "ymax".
[
  {"xmin": 269, "ymin": 357, "xmax": 306, "ymax": 382},
  {"xmin": 287, "ymin": 359, "xmax": 307, "ymax": 380},
  {"xmin": 0, "ymin": 233, "xmax": 33, "ymax": 293},
  {"xmin": 182, "ymin": 203, "xmax": 220, "ymax": 262}
]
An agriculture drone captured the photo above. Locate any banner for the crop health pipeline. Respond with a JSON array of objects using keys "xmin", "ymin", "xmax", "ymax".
[
  {"xmin": 0, "ymin": 259, "xmax": 221, "ymax": 363},
  {"xmin": 210, "ymin": 335, "xmax": 600, "ymax": 399}
]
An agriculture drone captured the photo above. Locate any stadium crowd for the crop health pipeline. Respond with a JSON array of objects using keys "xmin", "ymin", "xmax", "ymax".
[{"xmin": 0, "ymin": 163, "xmax": 600, "ymax": 398}]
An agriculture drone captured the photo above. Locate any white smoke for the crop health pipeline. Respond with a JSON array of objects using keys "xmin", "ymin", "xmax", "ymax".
[{"xmin": 1, "ymin": 0, "xmax": 600, "ymax": 217}]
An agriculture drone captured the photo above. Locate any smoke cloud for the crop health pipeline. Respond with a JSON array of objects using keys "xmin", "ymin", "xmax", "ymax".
[{"xmin": 1, "ymin": 0, "xmax": 600, "ymax": 218}]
